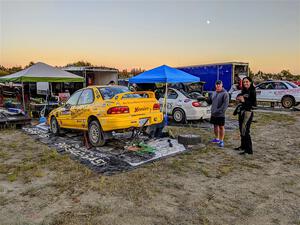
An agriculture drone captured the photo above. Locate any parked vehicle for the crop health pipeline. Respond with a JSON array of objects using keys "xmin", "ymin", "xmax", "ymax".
[
  {"xmin": 231, "ymin": 80, "xmax": 300, "ymax": 108},
  {"xmin": 293, "ymin": 81, "xmax": 300, "ymax": 86},
  {"xmin": 177, "ymin": 62, "xmax": 249, "ymax": 92},
  {"xmin": 48, "ymin": 85, "xmax": 163, "ymax": 146},
  {"xmin": 158, "ymin": 88, "xmax": 211, "ymax": 123}
]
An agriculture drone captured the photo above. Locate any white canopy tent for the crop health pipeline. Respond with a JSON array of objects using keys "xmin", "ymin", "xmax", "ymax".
[{"xmin": 0, "ymin": 62, "xmax": 84, "ymax": 111}]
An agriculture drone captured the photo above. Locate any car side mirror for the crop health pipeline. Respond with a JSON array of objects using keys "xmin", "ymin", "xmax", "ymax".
[{"xmin": 64, "ymin": 103, "xmax": 71, "ymax": 109}]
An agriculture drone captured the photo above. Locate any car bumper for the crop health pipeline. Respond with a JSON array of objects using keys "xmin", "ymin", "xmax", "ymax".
[
  {"xmin": 185, "ymin": 107, "xmax": 211, "ymax": 120},
  {"xmin": 294, "ymin": 95, "xmax": 300, "ymax": 103},
  {"xmin": 99, "ymin": 112, "xmax": 163, "ymax": 131}
]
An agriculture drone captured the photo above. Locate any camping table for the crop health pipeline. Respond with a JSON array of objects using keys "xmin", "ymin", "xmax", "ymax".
[{"xmin": 30, "ymin": 102, "xmax": 59, "ymax": 117}]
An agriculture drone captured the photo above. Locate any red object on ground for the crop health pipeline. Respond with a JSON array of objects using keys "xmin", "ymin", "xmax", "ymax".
[{"xmin": 83, "ymin": 131, "xmax": 92, "ymax": 149}]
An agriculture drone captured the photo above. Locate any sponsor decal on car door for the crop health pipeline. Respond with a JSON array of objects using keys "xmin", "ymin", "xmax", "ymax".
[{"xmin": 73, "ymin": 89, "xmax": 95, "ymax": 128}]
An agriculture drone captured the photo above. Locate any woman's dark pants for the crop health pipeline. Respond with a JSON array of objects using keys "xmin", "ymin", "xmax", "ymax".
[{"xmin": 238, "ymin": 111, "xmax": 254, "ymax": 154}]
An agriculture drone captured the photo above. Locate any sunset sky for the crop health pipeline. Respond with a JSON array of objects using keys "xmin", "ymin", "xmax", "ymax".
[{"xmin": 0, "ymin": 0, "xmax": 300, "ymax": 74}]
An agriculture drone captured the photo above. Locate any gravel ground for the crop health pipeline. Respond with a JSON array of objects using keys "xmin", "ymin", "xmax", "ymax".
[{"xmin": 0, "ymin": 111, "xmax": 299, "ymax": 225}]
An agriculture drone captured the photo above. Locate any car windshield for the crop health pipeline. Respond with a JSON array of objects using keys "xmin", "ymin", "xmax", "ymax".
[
  {"xmin": 98, "ymin": 86, "xmax": 141, "ymax": 100},
  {"xmin": 286, "ymin": 81, "xmax": 298, "ymax": 89}
]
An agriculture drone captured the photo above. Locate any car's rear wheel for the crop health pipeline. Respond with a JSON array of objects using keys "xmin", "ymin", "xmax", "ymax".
[
  {"xmin": 173, "ymin": 108, "xmax": 186, "ymax": 123},
  {"xmin": 281, "ymin": 96, "xmax": 295, "ymax": 109},
  {"xmin": 50, "ymin": 116, "xmax": 60, "ymax": 135},
  {"xmin": 88, "ymin": 120, "xmax": 106, "ymax": 147}
]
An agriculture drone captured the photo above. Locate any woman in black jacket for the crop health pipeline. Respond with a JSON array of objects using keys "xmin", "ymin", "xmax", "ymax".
[{"xmin": 235, "ymin": 77, "xmax": 257, "ymax": 155}]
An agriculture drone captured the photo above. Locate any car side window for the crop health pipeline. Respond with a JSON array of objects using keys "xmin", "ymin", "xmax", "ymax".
[
  {"xmin": 78, "ymin": 89, "xmax": 94, "ymax": 105},
  {"xmin": 168, "ymin": 90, "xmax": 178, "ymax": 99},
  {"xmin": 273, "ymin": 82, "xmax": 287, "ymax": 90},
  {"xmin": 257, "ymin": 82, "xmax": 273, "ymax": 90},
  {"xmin": 66, "ymin": 91, "xmax": 82, "ymax": 106},
  {"xmin": 266, "ymin": 83, "xmax": 275, "ymax": 89}
]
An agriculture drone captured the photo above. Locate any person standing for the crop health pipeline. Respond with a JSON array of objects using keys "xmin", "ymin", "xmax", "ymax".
[
  {"xmin": 207, "ymin": 80, "xmax": 229, "ymax": 147},
  {"xmin": 235, "ymin": 77, "xmax": 257, "ymax": 155}
]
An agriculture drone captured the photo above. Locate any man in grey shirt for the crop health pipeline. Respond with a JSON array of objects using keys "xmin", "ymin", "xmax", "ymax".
[{"xmin": 207, "ymin": 80, "xmax": 229, "ymax": 147}]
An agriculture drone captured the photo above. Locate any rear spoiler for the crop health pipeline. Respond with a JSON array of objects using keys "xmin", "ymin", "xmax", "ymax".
[{"xmin": 114, "ymin": 91, "xmax": 155, "ymax": 100}]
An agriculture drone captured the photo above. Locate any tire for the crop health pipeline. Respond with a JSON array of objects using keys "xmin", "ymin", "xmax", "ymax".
[
  {"xmin": 50, "ymin": 116, "xmax": 60, "ymax": 135},
  {"xmin": 172, "ymin": 108, "xmax": 186, "ymax": 123},
  {"xmin": 88, "ymin": 120, "xmax": 106, "ymax": 147},
  {"xmin": 178, "ymin": 134, "xmax": 201, "ymax": 145},
  {"xmin": 281, "ymin": 96, "xmax": 295, "ymax": 109}
]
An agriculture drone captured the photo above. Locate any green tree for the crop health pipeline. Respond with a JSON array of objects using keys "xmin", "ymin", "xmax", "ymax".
[
  {"xmin": 66, "ymin": 61, "xmax": 92, "ymax": 67},
  {"xmin": 24, "ymin": 61, "xmax": 35, "ymax": 69},
  {"xmin": 119, "ymin": 69, "xmax": 129, "ymax": 78},
  {"xmin": 8, "ymin": 66, "xmax": 22, "ymax": 74},
  {"xmin": 0, "ymin": 70, "xmax": 9, "ymax": 76}
]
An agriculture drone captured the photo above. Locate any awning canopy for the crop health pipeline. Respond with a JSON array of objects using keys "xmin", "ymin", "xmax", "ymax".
[
  {"xmin": 0, "ymin": 62, "xmax": 84, "ymax": 83},
  {"xmin": 129, "ymin": 65, "xmax": 200, "ymax": 83}
]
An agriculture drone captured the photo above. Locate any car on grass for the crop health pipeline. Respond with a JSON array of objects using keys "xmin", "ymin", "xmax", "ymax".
[
  {"xmin": 158, "ymin": 88, "xmax": 211, "ymax": 123},
  {"xmin": 231, "ymin": 80, "xmax": 300, "ymax": 108},
  {"xmin": 48, "ymin": 85, "xmax": 163, "ymax": 146}
]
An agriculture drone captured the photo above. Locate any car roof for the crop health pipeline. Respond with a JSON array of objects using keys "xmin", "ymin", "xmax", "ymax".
[
  {"xmin": 72, "ymin": 85, "xmax": 127, "ymax": 93},
  {"xmin": 261, "ymin": 80, "xmax": 290, "ymax": 83}
]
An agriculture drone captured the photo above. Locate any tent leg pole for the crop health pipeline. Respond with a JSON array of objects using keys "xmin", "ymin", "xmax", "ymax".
[
  {"xmin": 164, "ymin": 83, "xmax": 168, "ymax": 125},
  {"xmin": 22, "ymin": 81, "xmax": 25, "ymax": 112},
  {"xmin": 29, "ymin": 82, "xmax": 31, "ymax": 117},
  {"xmin": 49, "ymin": 82, "xmax": 52, "ymax": 96}
]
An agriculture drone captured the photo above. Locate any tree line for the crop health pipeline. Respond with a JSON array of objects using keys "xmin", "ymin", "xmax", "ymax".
[
  {"xmin": 249, "ymin": 69, "xmax": 300, "ymax": 82},
  {"xmin": 0, "ymin": 61, "xmax": 299, "ymax": 82}
]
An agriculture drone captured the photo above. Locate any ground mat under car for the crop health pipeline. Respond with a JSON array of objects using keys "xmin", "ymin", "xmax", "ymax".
[{"xmin": 22, "ymin": 126, "xmax": 187, "ymax": 175}]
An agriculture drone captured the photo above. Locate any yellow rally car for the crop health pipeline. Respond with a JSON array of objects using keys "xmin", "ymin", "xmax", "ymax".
[{"xmin": 48, "ymin": 85, "xmax": 163, "ymax": 146}]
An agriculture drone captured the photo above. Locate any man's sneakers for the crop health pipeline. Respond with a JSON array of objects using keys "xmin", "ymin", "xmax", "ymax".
[
  {"xmin": 211, "ymin": 138, "xmax": 224, "ymax": 147},
  {"xmin": 211, "ymin": 138, "xmax": 220, "ymax": 143},
  {"xmin": 218, "ymin": 141, "xmax": 224, "ymax": 148}
]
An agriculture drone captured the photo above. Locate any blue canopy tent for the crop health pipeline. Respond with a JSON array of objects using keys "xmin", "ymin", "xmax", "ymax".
[
  {"xmin": 129, "ymin": 65, "xmax": 200, "ymax": 124},
  {"xmin": 129, "ymin": 64, "xmax": 200, "ymax": 83}
]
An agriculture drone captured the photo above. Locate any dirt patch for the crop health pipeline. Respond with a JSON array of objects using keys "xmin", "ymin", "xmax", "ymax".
[{"xmin": 0, "ymin": 111, "xmax": 300, "ymax": 225}]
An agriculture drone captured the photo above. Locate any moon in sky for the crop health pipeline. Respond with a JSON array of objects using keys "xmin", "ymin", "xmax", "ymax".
[{"xmin": 206, "ymin": 20, "xmax": 211, "ymax": 24}]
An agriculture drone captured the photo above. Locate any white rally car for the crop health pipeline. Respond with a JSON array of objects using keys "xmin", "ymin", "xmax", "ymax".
[
  {"xmin": 158, "ymin": 88, "xmax": 211, "ymax": 123},
  {"xmin": 231, "ymin": 80, "xmax": 300, "ymax": 108}
]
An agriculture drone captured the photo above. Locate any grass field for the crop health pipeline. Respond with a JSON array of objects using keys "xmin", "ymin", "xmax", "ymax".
[{"xmin": 0, "ymin": 111, "xmax": 300, "ymax": 225}]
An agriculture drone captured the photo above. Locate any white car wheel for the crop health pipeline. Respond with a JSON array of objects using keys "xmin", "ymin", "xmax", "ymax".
[{"xmin": 173, "ymin": 108, "xmax": 186, "ymax": 123}]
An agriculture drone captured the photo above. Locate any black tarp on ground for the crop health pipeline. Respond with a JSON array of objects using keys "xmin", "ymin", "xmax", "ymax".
[{"xmin": 22, "ymin": 126, "xmax": 188, "ymax": 175}]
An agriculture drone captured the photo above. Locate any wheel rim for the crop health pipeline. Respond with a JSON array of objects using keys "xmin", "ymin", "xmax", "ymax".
[
  {"xmin": 174, "ymin": 110, "xmax": 183, "ymax": 122},
  {"xmin": 89, "ymin": 124, "xmax": 100, "ymax": 143},
  {"xmin": 51, "ymin": 119, "xmax": 57, "ymax": 133},
  {"xmin": 283, "ymin": 98, "xmax": 292, "ymax": 108}
]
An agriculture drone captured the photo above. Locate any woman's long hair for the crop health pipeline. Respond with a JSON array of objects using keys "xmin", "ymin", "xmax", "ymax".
[{"xmin": 242, "ymin": 76, "xmax": 255, "ymax": 92}]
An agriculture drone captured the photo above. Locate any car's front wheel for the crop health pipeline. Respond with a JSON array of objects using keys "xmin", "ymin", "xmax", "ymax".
[
  {"xmin": 88, "ymin": 120, "xmax": 106, "ymax": 147},
  {"xmin": 281, "ymin": 96, "xmax": 295, "ymax": 109},
  {"xmin": 50, "ymin": 116, "xmax": 60, "ymax": 135}
]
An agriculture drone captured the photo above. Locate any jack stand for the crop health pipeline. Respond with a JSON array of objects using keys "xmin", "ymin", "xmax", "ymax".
[
  {"xmin": 130, "ymin": 118, "xmax": 149, "ymax": 144},
  {"xmin": 83, "ymin": 131, "xmax": 92, "ymax": 149}
]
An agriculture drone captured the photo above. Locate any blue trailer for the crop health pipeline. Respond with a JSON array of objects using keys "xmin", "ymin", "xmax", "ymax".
[{"xmin": 177, "ymin": 62, "xmax": 249, "ymax": 91}]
